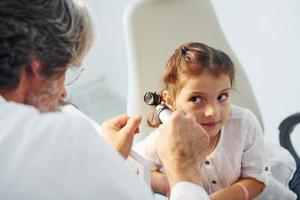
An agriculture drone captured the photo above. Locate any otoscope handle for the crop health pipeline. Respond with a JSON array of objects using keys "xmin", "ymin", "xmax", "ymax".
[{"xmin": 156, "ymin": 104, "xmax": 172, "ymax": 124}]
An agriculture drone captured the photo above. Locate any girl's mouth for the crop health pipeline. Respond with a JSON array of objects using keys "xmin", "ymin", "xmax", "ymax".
[{"xmin": 201, "ymin": 121, "xmax": 220, "ymax": 129}]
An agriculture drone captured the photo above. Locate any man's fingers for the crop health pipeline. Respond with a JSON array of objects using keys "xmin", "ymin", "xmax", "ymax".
[
  {"xmin": 119, "ymin": 116, "xmax": 142, "ymax": 137},
  {"xmin": 102, "ymin": 114, "xmax": 141, "ymax": 136},
  {"xmin": 102, "ymin": 114, "xmax": 129, "ymax": 130},
  {"xmin": 112, "ymin": 114, "xmax": 130, "ymax": 129}
]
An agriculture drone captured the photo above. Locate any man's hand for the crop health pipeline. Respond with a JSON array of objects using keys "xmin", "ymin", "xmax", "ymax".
[
  {"xmin": 156, "ymin": 111, "xmax": 210, "ymax": 188},
  {"xmin": 101, "ymin": 115, "xmax": 141, "ymax": 159},
  {"xmin": 151, "ymin": 171, "xmax": 170, "ymax": 198}
]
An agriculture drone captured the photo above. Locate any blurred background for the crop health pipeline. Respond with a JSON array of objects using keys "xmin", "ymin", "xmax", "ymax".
[{"xmin": 67, "ymin": 0, "xmax": 300, "ymax": 152}]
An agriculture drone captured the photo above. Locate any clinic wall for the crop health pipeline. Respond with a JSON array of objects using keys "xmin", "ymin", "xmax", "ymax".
[
  {"xmin": 66, "ymin": 0, "xmax": 132, "ymax": 123},
  {"xmin": 75, "ymin": 0, "xmax": 299, "ymax": 148},
  {"xmin": 69, "ymin": 0, "xmax": 131, "ymax": 100}
]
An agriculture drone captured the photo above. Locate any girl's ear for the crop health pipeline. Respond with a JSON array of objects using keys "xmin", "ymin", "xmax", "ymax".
[{"xmin": 163, "ymin": 90, "xmax": 175, "ymax": 111}]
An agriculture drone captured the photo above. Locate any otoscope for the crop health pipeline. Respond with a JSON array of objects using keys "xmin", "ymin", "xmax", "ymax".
[{"xmin": 143, "ymin": 91, "xmax": 172, "ymax": 124}]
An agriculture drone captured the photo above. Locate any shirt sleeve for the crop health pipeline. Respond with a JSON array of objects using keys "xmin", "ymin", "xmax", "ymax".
[
  {"xmin": 241, "ymin": 110, "xmax": 270, "ymax": 185},
  {"xmin": 170, "ymin": 182, "xmax": 209, "ymax": 200}
]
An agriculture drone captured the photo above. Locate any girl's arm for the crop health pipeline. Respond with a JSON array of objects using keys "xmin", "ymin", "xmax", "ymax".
[
  {"xmin": 151, "ymin": 170, "xmax": 170, "ymax": 198},
  {"xmin": 209, "ymin": 177, "xmax": 264, "ymax": 200}
]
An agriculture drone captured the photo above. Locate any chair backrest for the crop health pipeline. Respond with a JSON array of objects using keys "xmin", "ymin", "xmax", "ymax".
[
  {"xmin": 124, "ymin": 0, "xmax": 263, "ymax": 142},
  {"xmin": 279, "ymin": 112, "xmax": 300, "ymax": 166}
]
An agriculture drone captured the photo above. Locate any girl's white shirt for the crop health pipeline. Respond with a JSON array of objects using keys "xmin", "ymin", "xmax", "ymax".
[{"xmin": 135, "ymin": 105, "xmax": 270, "ymax": 194}]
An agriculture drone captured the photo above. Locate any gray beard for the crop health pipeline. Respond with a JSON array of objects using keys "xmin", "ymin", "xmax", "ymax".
[{"xmin": 24, "ymin": 81, "xmax": 61, "ymax": 113}]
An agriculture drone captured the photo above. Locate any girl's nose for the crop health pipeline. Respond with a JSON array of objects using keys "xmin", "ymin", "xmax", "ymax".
[{"xmin": 204, "ymin": 104, "xmax": 218, "ymax": 117}]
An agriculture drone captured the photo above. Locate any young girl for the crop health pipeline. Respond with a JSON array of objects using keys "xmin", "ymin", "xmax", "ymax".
[{"xmin": 135, "ymin": 42, "xmax": 269, "ymax": 200}]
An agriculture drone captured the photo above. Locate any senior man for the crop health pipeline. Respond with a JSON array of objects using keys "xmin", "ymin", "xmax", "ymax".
[{"xmin": 0, "ymin": 0, "xmax": 210, "ymax": 199}]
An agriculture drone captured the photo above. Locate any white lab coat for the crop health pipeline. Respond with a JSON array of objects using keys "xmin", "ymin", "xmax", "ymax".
[{"xmin": 0, "ymin": 95, "xmax": 208, "ymax": 200}]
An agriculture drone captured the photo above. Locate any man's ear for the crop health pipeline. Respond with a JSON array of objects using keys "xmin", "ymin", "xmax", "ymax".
[
  {"xmin": 162, "ymin": 90, "xmax": 175, "ymax": 111},
  {"xmin": 27, "ymin": 60, "xmax": 42, "ymax": 79},
  {"xmin": 25, "ymin": 60, "xmax": 46, "ymax": 87}
]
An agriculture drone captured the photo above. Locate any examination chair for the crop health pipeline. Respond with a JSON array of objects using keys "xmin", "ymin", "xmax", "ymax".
[
  {"xmin": 280, "ymin": 112, "xmax": 300, "ymax": 166},
  {"xmin": 124, "ymin": 0, "xmax": 263, "ymax": 142},
  {"xmin": 123, "ymin": 0, "xmax": 298, "ymax": 199},
  {"xmin": 279, "ymin": 113, "xmax": 300, "ymax": 198}
]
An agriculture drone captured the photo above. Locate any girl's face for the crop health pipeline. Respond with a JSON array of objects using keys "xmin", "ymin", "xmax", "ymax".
[{"xmin": 165, "ymin": 71, "xmax": 231, "ymax": 138}]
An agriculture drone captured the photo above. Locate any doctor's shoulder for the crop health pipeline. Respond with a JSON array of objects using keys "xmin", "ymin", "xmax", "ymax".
[{"xmin": 3, "ymin": 100, "xmax": 101, "ymax": 142}]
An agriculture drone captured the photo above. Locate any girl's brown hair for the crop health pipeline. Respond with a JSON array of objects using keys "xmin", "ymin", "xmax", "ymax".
[{"xmin": 147, "ymin": 42, "xmax": 235, "ymax": 127}]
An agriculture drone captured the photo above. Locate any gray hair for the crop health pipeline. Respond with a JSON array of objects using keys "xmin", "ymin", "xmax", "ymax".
[{"xmin": 0, "ymin": 0, "xmax": 95, "ymax": 90}]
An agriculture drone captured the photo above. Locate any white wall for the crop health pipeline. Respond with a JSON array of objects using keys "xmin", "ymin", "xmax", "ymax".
[
  {"xmin": 70, "ymin": 0, "xmax": 299, "ymax": 151},
  {"xmin": 66, "ymin": 0, "xmax": 133, "ymax": 123},
  {"xmin": 77, "ymin": 0, "xmax": 130, "ymax": 100}
]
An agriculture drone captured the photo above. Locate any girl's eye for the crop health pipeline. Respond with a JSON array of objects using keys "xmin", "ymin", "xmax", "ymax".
[
  {"xmin": 218, "ymin": 93, "xmax": 229, "ymax": 102},
  {"xmin": 190, "ymin": 96, "xmax": 203, "ymax": 104}
]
